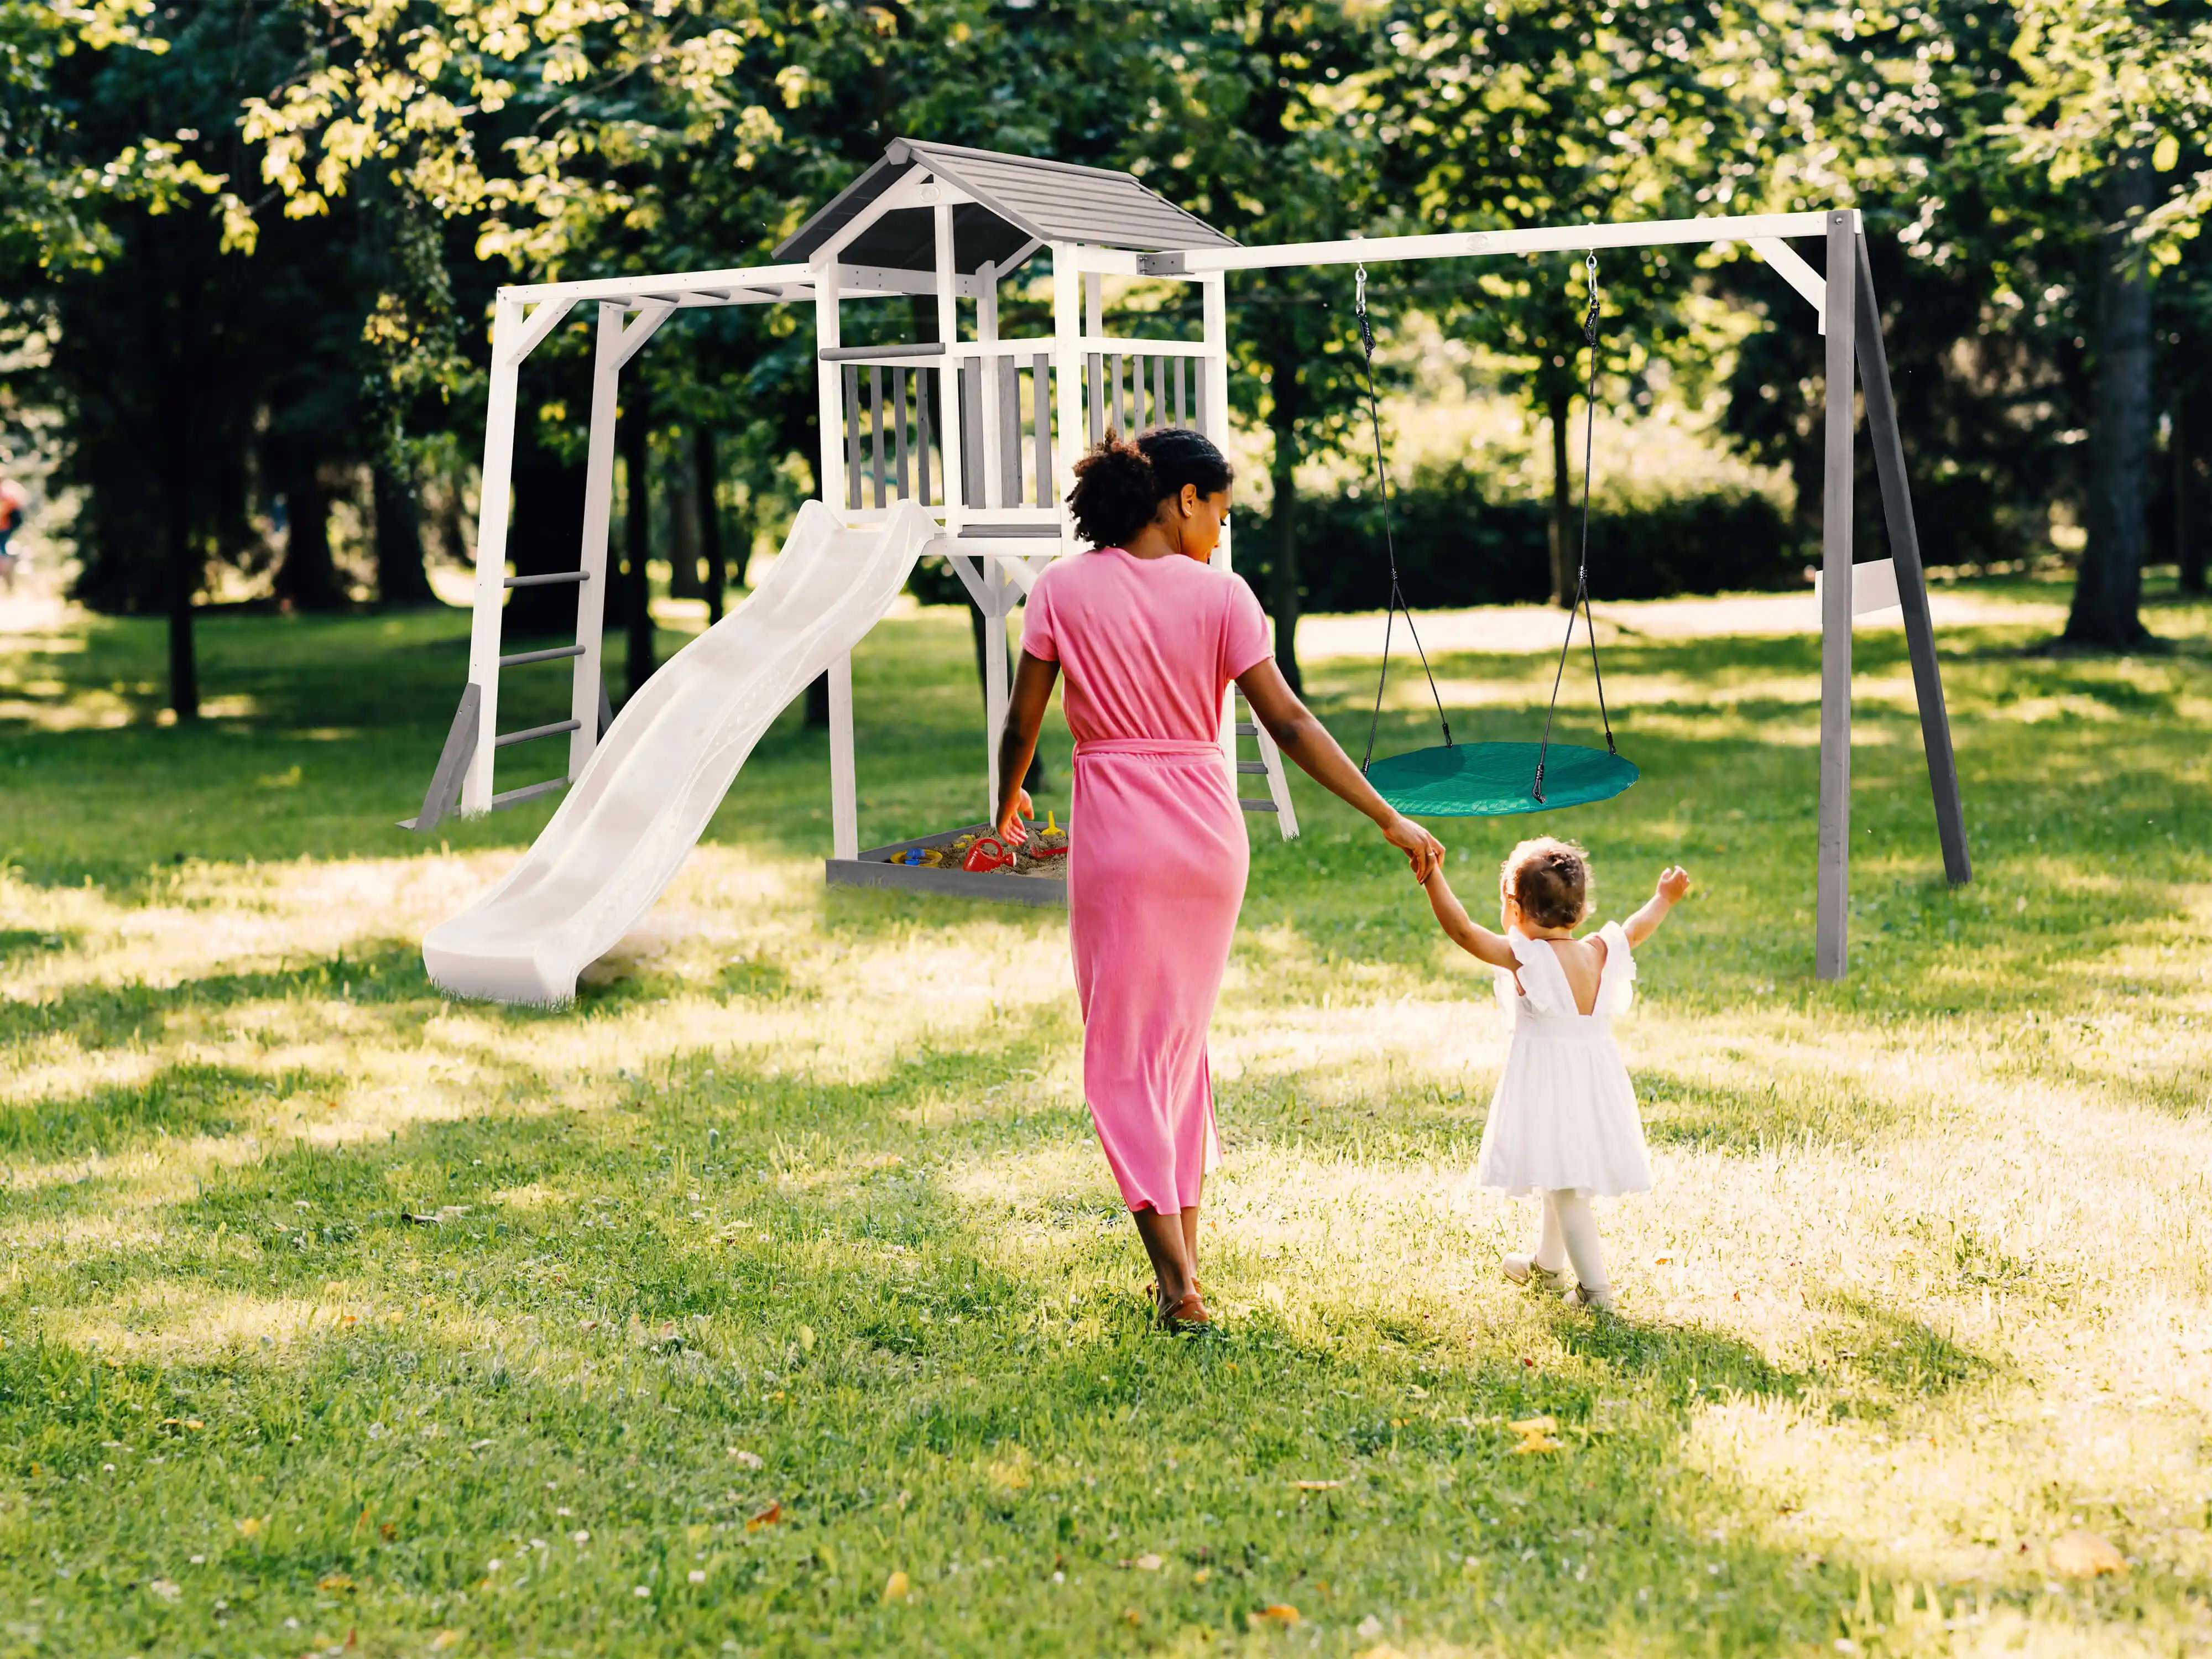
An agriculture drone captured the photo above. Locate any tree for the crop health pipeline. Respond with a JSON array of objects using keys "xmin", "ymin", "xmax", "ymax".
[
  {"xmin": 1134, "ymin": 2, "xmax": 1390, "ymax": 692},
  {"xmin": 2007, "ymin": 0, "xmax": 2212, "ymax": 646}
]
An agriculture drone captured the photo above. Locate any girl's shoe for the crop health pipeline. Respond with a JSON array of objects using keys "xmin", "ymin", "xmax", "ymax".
[
  {"xmin": 1503, "ymin": 1254, "xmax": 1572, "ymax": 1291},
  {"xmin": 1563, "ymin": 1282, "xmax": 1618, "ymax": 1313}
]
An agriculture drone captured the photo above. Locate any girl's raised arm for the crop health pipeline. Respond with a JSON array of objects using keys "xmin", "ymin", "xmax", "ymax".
[
  {"xmin": 1422, "ymin": 866, "xmax": 1519, "ymax": 969},
  {"xmin": 1623, "ymin": 865, "xmax": 1692, "ymax": 947}
]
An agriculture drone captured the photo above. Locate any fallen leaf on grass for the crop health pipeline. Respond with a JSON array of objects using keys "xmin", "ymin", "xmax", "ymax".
[
  {"xmin": 747, "ymin": 1501, "xmax": 782, "ymax": 1531},
  {"xmin": 236, "ymin": 1517, "xmax": 265, "ymax": 1538},
  {"xmin": 1125, "ymin": 1554, "xmax": 1163, "ymax": 1571},
  {"xmin": 1193, "ymin": 1568, "xmax": 1212, "ymax": 1585},
  {"xmin": 2049, "ymin": 1531, "xmax": 2126, "ymax": 1578},
  {"xmin": 1513, "ymin": 1436, "xmax": 1563, "ymax": 1454},
  {"xmin": 1507, "ymin": 1416, "xmax": 1557, "ymax": 1436},
  {"xmin": 1249, "ymin": 1604, "xmax": 1301, "ymax": 1627},
  {"xmin": 319, "ymin": 1573, "xmax": 356, "ymax": 1593},
  {"xmin": 430, "ymin": 1632, "xmax": 462, "ymax": 1651},
  {"xmin": 148, "ymin": 1578, "xmax": 181, "ymax": 1600},
  {"xmin": 727, "ymin": 1448, "xmax": 764, "ymax": 1469},
  {"xmin": 882, "ymin": 1570, "xmax": 910, "ymax": 1604},
  {"xmin": 1291, "ymin": 1480, "xmax": 1343, "ymax": 1491}
]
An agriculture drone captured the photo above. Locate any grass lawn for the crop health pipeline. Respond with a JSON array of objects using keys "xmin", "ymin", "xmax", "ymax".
[{"xmin": 1, "ymin": 575, "xmax": 2209, "ymax": 1657}]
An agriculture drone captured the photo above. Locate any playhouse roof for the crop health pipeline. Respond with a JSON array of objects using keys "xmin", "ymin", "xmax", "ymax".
[{"xmin": 774, "ymin": 139, "xmax": 1236, "ymax": 274}]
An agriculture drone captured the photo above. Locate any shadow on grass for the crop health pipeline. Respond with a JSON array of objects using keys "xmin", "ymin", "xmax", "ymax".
[
  {"xmin": 0, "ymin": 1032, "xmax": 2146, "ymax": 1657},
  {"xmin": 1637, "ymin": 1068, "xmax": 1903, "ymax": 1156},
  {"xmin": 0, "ymin": 938, "xmax": 436, "ymax": 1051},
  {"xmin": 0, "ymin": 1061, "xmax": 337, "ymax": 1164}
]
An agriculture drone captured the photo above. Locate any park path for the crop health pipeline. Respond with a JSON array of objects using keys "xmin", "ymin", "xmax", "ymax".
[{"xmin": 1293, "ymin": 586, "xmax": 2067, "ymax": 661}]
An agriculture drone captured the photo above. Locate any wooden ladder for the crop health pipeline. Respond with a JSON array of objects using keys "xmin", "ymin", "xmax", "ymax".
[{"xmin": 1232, "ymin": 690, "xmax": 1298, "ymax": 838}]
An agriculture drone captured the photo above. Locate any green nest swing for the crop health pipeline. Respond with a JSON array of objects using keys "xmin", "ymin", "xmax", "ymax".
[{"xmin": 1350, "ymin": 254, "xmax": 1637, "ymax": 820}]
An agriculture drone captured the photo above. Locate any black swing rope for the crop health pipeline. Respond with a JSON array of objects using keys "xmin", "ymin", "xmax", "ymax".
[
  {"xmin": 1532, "ymin": 251, "xmax": 1620, "ymax": 804},
  {"xmin": 1354, "ymin": 263, "xmax": 1453, "ymax": 774}
]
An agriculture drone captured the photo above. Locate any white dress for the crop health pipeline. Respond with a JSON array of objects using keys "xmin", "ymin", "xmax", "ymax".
[{"xmin": 1473, "ymin": 922, "xmax": 1653, "ymax": 1197}]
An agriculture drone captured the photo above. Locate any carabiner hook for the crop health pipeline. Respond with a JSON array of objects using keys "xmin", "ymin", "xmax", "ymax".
[{"xmin": 1354, "ymin": 263, "xmax": 1368, "ymax": 317}]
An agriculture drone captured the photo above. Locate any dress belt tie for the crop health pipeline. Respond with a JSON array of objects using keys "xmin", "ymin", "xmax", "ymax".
[{"xmin": 1073, "ymin": 739, "xmax": 1222, "ymax": 758}]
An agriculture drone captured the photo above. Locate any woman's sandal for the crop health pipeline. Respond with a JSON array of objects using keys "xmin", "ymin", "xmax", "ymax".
[{"xmin": 1157, "ymin": 1289, "xmax": 1212, "ymax": 1332}]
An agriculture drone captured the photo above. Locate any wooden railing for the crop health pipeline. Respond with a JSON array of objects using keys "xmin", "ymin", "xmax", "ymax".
[{"xmin": 825, "ymin": 338, "xmax": 1214, "ymax": 523}]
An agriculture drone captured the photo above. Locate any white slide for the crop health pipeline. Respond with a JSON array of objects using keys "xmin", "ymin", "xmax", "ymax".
[{"xmin": 424, "ymin": 499, "xmax": 937, "ymax": 1004}]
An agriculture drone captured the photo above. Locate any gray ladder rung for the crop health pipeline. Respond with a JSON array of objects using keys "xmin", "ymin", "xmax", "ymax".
[
  {"xmin": 494, "ymin": 718, "xmax": 582, "ymax": 749},
  {"xmin": 490, "ymin": 777, "xmax": 568, "ymax": 810},
  {"xmin": 1235, "ymin": 722, "xmax": 1258, "ymax": 736},
  {"xmin": 505, "ymin": 570, "xmax": 589, "ymax": 589},
  {"xmin": 499, "ymin": 644, "xmax": 586, "ymax": 667},
  {"xmin": 1235, "ymin": 760, "xmax": 1269, "ymax": 774},
  {"xmin": 1240, "ymin": 799, "xmax": 1280, "ymax": 813}
]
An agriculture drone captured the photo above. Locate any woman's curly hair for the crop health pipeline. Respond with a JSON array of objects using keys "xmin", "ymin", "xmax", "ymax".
[
  {"xmin": 1501, "ymin": 837, "xmax": 1592, "ymax": 930},
  {"xmin": 1065, "ymin": 426, "xmax": 1234, "ymax": 549}
]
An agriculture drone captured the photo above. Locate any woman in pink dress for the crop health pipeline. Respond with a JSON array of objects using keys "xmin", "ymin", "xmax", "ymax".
[{"xmin": 994, "ymin": 429, "xmax": 1444, "ymax": 1330}]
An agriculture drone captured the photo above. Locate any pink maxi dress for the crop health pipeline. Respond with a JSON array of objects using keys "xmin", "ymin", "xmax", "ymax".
[{"xmin": 1020, "ymin": 548, "xmax": 1273, "ymax": 1214}]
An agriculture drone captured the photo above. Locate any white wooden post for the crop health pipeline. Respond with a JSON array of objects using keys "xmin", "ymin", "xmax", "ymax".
[
  {"xmin": 1084, "ymin": 270, "xmax": 1103, "ymax": 339},
  {"xmin": 1052, "ymin": 244, "xmax": 1084, "ymax": 545},
  {"xmin": 978, "ymin": 260, "xmax": 1002, "ymax": 508},
  {"xmin": 813, "ymin": 261, "xmax": 845, "ymax": 515},
  {"xmin": 829, "ymin": 651, "xmax": 858, "ymax": 859},
  {"xmin": 462, "ymin": 296, "xmax": 526, "ymax": 813},
  {"xmin": 1201, "ymin": 273, "xmax": 1240, "ymax": 800},
  {"xmin": 934, "ymin": 196, "xmax": 964, "ymax": 531},
  {"xmin": 568, "ymin": 301, "xmax": 625, "ymax": 777},
  {"xmin": 1816, "ymin": 208, "xmax": 1859, "ymax": 980}
]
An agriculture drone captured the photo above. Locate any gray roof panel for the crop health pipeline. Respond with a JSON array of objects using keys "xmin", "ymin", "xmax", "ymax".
[{"xmin": 774, "ymin": 138, "xmax": 1234, "ymax": 273}]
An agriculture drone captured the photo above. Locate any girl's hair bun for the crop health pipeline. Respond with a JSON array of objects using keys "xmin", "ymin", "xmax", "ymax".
[
  {"xmin": 1066, "ymin": 426, "xmax": 1234, "ymax": 549},
  {"xmin": 1501, "ymin": 836, "xmax": 1592, "ymax": 930}
]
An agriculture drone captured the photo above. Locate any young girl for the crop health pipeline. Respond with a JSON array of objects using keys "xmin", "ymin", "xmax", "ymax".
[{"xmin": 1421, "ymin": 838, "xmax": 1691, "ymax": 1310}]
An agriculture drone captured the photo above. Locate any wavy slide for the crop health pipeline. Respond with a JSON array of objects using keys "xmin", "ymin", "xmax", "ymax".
[{"xmin": 424, "ymin": 499, "xmax": 938, "ymax": 1004}]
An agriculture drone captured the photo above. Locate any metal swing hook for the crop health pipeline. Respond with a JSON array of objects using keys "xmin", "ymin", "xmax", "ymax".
[{"xmin": 1354, "ymin": 263, "xmax": 1375, "ymax": 357}]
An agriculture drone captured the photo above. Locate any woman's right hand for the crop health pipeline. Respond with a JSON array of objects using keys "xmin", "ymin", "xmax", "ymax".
[{"xmin": 1379, "ymin": 812, "xmax": 1444, "ymax": 882}]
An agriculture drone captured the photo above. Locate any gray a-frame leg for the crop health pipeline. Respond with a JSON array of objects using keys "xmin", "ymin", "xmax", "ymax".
[
  {"xmin": 1814, "ymin": 216, "xmax": 1975, "ymax": 980},
  {"xmin": 1817, "ymin": 211, "xmax": 1859, "ymax": 980},
  {"xmin": 1854, "ymin": 234, "xmax": 1971, "ymax": 887},
  {"xmin": 402, "ymin": 682, "xmax": 482, "ymax": 833}
]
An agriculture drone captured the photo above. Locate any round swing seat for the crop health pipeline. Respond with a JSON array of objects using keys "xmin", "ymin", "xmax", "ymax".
[{"xmin": 1366, "ymin": 741, "xmax": 1637, "ymax": 819}]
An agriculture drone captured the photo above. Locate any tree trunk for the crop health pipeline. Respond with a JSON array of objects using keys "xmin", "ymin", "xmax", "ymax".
[
  {"xmin": 1267, "ymin": 338, "xmax": 1304, "ymax": 693},
  {"xmin": 623, "ymin": 381, "xmax": 654, "ymax": 699},
  {"xmin": 696, "ymin": 425, "xmax": 725, "ymax": 624},
  {"xmin": 275, "ymin": 470, "xmax": 344, "ymax": 611},
  {"xmin": 1547, "ymin": 382, "xmax": 1573, "ymax": 609},
  {"xmin": 667, "ymin": 427, "xmax": 703, "ymax": 598},
  {"xmin": 2065, "ymin": 155, "xmax": 2155, "ymax": 648},
  {"xmin": 165, "ymin": 450, "xmax": 199, "ymax": 719},
  {"xmin": 2178, "ymin": 388, "xmax": 2208, "ymax": 597},
  {"xmin": 373, "ymin": 461, "xmax": 436, "ymax": 607}
]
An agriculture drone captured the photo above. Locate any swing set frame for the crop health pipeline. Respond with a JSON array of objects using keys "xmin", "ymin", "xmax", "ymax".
[{"xmin": 1150, "ymin": 206, "xmax": 1973, "ymax": 982}]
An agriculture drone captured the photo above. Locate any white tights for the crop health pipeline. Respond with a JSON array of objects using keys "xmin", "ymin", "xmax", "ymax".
[{"xmin": 1532, "ymin": 1190, "xmax": 1610, "ymax": 1296}]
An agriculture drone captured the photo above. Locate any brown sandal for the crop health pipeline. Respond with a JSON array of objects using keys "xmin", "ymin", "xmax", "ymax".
[{"xmin": 1157, "ymin": 1289, "xmax": 1212, "ymax": 1331}]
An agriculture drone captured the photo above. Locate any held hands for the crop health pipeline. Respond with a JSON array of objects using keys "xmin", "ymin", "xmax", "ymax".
[
  {"xmin": 1655, "ymin": 865, "xmax": 1692, "ymax": 905},
  {"xmin": 996, "ymin": 788, "xmax": 1035, "ymax": 847},
  {"xmin": 1381, "ymin": 813, "xmax": 1446, "ymax": 883}
]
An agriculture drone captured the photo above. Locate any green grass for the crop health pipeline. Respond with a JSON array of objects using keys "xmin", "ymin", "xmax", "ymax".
[{"xmin": 1, "ymin": 576, "xmax": 2209, "ymax": 1657}]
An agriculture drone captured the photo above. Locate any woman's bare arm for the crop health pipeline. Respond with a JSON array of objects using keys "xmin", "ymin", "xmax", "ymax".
[
  {"xmin": 1421, "ymin": 865, "xmax": 1519, "ymax": 968},
  {"xmin": 993, "ymin": 649, "xmax": 1061, "ymax": 842},
  {"xmin": 1235, "ymin": 657, "xmax": 1443, "ymax": 881}
]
